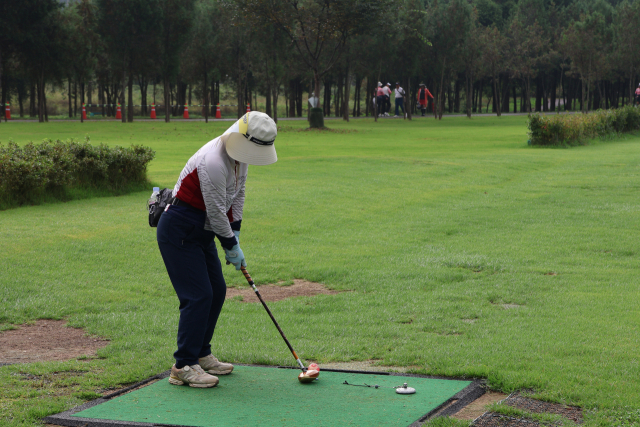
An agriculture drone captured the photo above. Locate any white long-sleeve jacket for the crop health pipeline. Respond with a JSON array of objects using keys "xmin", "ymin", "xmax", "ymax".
[{"xmin": 172, "ymin": 136, "xmax": 247, "ymax": 246}]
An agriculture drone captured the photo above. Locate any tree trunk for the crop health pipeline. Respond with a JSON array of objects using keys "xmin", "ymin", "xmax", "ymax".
[
  {"xmin": 629, "ymin": 66, "xmax": 634, "ymax": 105},
  {"xmin": 30, "ymin": 84, "xmax": 36, "ymax": 117},
  {"xmin": 80, "ymin": 81, "xmax": 85, "ymax": 123},
  {"xmin": 272, "ymin": 85, "xmax": 279, "ymax": 124},
  {"xmin": 43, "ymin": 82, "xmax": 48, "ymax": 122},
  {"xmin": 127, "ymin": 74, "xmax": 133, "ymax": 122},
  {"xmin": 237, "ymin": 73, "xmax": 244, "ymax": 119},
  {"xmin": 465, "ymin": 73, "xmax": 472, "ymax": 118},
  {"xmin": 18, "ymin": 85, "xmax": 23, "ymax": 117},
  {"xmin": 100, "ymin": 84, "xmax": 105, "ymax": 117},
  {"xmin": 501, "ymin": 76, "xmax": 509, "ymax": 113},
  {"xmin": 438, "ymin": 57, "xmax": 446, "ymax": 120},
  {"xmin": 405, "ymin": 76, "xmax": 412, "ymax": 120},
  {"xmin": 323, "ymin": 77, "xmax": 331, "ymax": 116},
  {"xmin": 68, "ymin": 80, "xmax": 73, "ymax": 118},
  {"xmin": 139, "ymin": 77, "xmax": 147, "ymax": 115},
  {"xmin": 164, "ymin": 77, "xmax": 171, "ymax": 122},
  {"xmin": 203, "ymin": 67, "xmax": 209, "ymax": 123},
  {"xmin": 343, "ymin": 65, "xmax": 350, "ymax": 122},
  {"xmin": 265, "ymin": 85, "xmax": 272, "ymax": 118},
  {"xmin": 493, "ymin": 74, "xmax": 502, "ymax": 116},
  {"xmin": 122, "ymin": 63, "xmax": 127, "ymax": 123},
  {"xmin": 535, "ymin": 76, "xmax": 542, "ymax": 112},
  {"xmin": 314, "ymin": 71, "xmax": 322, "ymax": 112},
  {"xmin": 37, "ymin": 77, "xmax": 43, "ymax": 122},
  {"xmin": 1, "ymin": 73, "xmax": 6, "ymax": 122},
  {"xmin": 550, "ymin": 71, "xmax": 556, "ymax": 112}
]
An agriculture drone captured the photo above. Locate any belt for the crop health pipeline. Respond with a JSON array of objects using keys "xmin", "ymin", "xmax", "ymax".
[{"xmin": 170, "ymin": 197, "xmax": 202, "ymax": 212}]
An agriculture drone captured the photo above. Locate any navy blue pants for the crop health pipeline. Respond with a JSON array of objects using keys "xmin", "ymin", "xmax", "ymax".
[
  {"xmin": 156, "ymin": 209, "xmax": 227, "ymax": 369},
  {"xmin": 395, "ymin": 98, "xmax": 404, "ymax": 116}
]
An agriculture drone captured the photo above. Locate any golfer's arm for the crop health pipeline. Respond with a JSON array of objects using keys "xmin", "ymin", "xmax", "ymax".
[
  {"xmin": 199, "ymin": 161, "xmax": 237, "ymax": 249},
  {"xmin": 230, "ymin": 182, "xmax": 245, "ymax": 227}
]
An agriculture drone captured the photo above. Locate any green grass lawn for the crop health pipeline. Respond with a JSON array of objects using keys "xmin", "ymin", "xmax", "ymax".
[{"xmin": 1, "ymin": 117, "xmax": 639, "ymax": 426}]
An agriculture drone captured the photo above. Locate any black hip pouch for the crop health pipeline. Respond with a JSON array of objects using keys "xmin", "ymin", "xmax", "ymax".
[{"xmin": 148, "ymin": 188, "xmax": 174, "ymax": 227}]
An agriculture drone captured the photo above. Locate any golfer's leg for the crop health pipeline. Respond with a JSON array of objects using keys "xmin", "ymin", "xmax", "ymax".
[
  {"xmin": 395, "ymin": 99, "xmax": 399, "ymax": 116},
  {"xmin": 198, "ymin": 238, "xmax": 227, "ymax": 358},
  {"xmin": 157, "ymin": 213, "xmax": 214, "ymax": 368}
]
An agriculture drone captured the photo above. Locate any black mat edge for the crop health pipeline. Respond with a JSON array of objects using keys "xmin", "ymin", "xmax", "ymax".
[
  {"xmin": 43, "ymin": 364, "xmax": 484, "ymax": 427},
  {"xmin": 408, "ymin": 380, "xmax": 486, "ymax": 427}
]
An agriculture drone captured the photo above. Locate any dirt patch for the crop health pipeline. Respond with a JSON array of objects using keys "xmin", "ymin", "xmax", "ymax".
[
  {"xmin": 453, "ymin": 392, "xmax": 508, "ymax": 420},
  {"xmin": 226, "ymin": 279, "xmax": 342, "ymax": 303},
  {"xmin": 504, "ymin": 392, "xmax": 583, "ymax": 424},
  {"xmin": 0, "ymin": 320, "xmax": 109, "ymax": 364},
  {"xmin": 473, "ymin": 413, "xmax": 541, "ymax": 427}
]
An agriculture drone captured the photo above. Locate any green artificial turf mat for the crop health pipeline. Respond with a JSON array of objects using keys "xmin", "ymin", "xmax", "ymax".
[{"xmin": 73, "ymin": 366, "xmax": 471, "ymax": 426}]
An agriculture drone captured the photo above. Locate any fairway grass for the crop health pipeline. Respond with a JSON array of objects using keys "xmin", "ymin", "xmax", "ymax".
[{"xmin": 1, "ymin": 117, "xmax": 639, "ymax": 427}]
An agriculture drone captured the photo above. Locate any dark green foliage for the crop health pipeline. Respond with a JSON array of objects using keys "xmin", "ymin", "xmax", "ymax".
[
  {"xmin": 0, "ymin": 138, "xmax": 155, "ymax": 208},
  {"xmin": 527, "ymin": 106, "xmax": 640, "ymax": 146},
  {"xmin": 309, "ymin": 108, "xmax": 325, "ymax": 128}
]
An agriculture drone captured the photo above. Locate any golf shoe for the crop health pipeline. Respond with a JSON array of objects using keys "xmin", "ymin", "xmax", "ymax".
[
  {"xmin": 199, "ymin": 354, "xmax": 234, "ymax": 375},
  {"xmin": 169, "ymin": 364, "xmax": 219, "ymax": 388}
]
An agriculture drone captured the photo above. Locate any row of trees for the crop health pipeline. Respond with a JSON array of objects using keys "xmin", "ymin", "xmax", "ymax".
[{"xmin": 1, "ymin": 0, "xmax": 640, "ymax": 125}]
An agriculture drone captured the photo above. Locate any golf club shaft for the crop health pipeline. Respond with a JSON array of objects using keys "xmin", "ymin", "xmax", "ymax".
[{"xmin": 239, "ymin": 266, "xmax": 307, "ymax": 372}]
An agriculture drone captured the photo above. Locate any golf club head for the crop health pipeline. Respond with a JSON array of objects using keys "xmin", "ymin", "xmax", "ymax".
[{"xmin": 298, "ymin": 365, "xmax": 320, "ymax": 383}]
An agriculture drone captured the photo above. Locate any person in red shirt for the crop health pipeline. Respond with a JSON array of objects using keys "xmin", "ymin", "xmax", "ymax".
[
  {"xmin": 417, "ymin": 83, "xmax": 434, "ymax": 116},
  {"xmin": 635, "ymin": 84, "xmax": 640, "ymax": 106}
]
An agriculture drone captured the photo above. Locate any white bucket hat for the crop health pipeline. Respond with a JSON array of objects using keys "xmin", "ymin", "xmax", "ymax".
[{"xmin": 223, "ymin": 112, "xmax": 277, "ymax": 165}]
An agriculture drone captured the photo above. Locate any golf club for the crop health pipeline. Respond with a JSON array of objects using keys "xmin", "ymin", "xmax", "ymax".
[{"xmin": 232, "ymin": 263, "xmax": 319, "ymax": 383}]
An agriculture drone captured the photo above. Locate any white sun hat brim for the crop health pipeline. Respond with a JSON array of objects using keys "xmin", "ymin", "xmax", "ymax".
[{"xmin": 223, "ymin": 112, "xmax": 277, "ymax": 166}]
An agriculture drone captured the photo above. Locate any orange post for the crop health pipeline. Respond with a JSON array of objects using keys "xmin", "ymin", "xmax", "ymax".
[
  {"xmin": 82, "ymin": 103, "xmax": 87, "ymax": 120},
  {"xmin": 183, "ymin": 104, "xmax": 189, "ymax": 119},
  {"xmin": 246, "ymin": 103, "xmax": 250, "ymax": 113},
  {"xmin": 215, "ymin": 103, "xmax": 221, "ymax": 119},
  {"xmin": 115, "ymin": 103, "xmax": 122, "ymax": 119},
  {"xmin": 4, "ymin": 103, "xmax": 10, "ymax": 120},
  {"xmin": 150, "ymin": 103, "xmax": 156, "ymax": 119}
]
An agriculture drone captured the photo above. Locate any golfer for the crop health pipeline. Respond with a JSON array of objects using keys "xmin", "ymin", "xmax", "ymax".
[
  {"xmin": 635, "ymin": 83, "xmax": 640, "ymax": 106},
  {"xmin": 383, "ymin": 83, "xmax": 392, "ymax": 116},
  {"xmin": 394, "ymin": 82, "xmax": 405, "ymax": 117},
  {"xmin": 376, "ymin": 82, "xmax": 385, "ymax": 117},
  {"xmin": 417, "ymin": 83, "xmax": 433, "ymax": 116},
  {"xmin": 157, "ymin": 112, "xmax": 277, "ymax": 388}
]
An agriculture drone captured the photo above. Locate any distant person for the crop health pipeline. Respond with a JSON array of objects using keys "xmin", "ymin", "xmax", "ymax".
[
  {"xmin": 376, "ymin": 82, "xmax": 385, "ymax": 117},
  {"xmin": 417, "ymin": 83, "xmax": 433, "ymax": 116},
  {"xmin": 394, "ymin": 82, "xmax": 406, "ymax": 117},
  {"xmin": 382, "ymin": 83, "xmax": 392, "ymax": 116},
  {"xmin": 157, "ymin": 112, "xmax": 278, "ymax": 388},
  {"xmin": 635, "ymin": 84, "xmax": 640, "ymax": 106}
]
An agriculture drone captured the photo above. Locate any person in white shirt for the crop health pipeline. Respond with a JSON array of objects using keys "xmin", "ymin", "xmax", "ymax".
[
  {"xmin": 394, "ymin": 82, "xmax": 406, "ymax": 117},
  {"xmin": 382, "ymin": 83, "xmax": 392, "ymax": 116}
]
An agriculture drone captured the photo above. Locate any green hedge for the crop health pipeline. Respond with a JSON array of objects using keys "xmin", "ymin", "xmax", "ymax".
[
  {"xmin": 0, "ymin": 137, "xmax": 155, "ymax": 209},
  {"xmin": 527, "ymin": 106, "xmax": 640, "ymax": 146}
]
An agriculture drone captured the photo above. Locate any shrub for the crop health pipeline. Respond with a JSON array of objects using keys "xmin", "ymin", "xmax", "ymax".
[
  {"xmin": 527, "ymin": 106, "xmax": 640, "ymax": 146},
  {"xmin": 0, "ymin": 137, "xmax": 155, "ymax": 209}
]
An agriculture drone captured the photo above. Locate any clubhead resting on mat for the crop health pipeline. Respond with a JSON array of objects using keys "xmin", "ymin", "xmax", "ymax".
[{"xmin": 298, "ymin": 364, "xmax": 320, "ymax": 383}]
